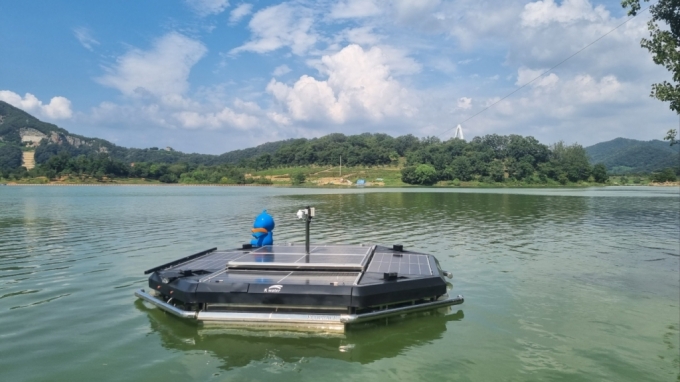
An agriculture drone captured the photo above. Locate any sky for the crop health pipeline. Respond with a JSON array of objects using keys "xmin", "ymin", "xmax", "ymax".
[{"xmin": 0, "ymin": 0, "xmax": 675, "ymax": 154}]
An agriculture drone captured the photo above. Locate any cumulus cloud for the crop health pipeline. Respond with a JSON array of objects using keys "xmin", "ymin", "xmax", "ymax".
[
  {"xmin": 457, "ymin": 97, "xmax": 472, "ymax": 110},
  {"xmin": 229, "ymin": 3, "xmax": 252, "ymax": 24},
  {"xmin": 390, "ymin": 0, "xmax": 442, "ymax": 25},
  {"xmin": 73, "ymin": 27, "xmax": 99, "ymax": 51},
  {"xmin": 0, "ymin": 91, "xmax": 73, "ymax": 119},
  {"xmin": 266, "ymin": 44, "xmax": 416, "ymax": 124},
  {"xmin": 97, "ymin": 32, "xmax": 207, "ymax": 98},
  {"xmin": 185, "ymin": 0, "xmax": 229, "ymax": 16},
  {"xmin": 173, "ymin": 107, "xmax": 258, "ymax": 130},
  {"xmin": 521, "ymin": 0, "xmax": 610, "ymax": 27},
  {"xmin": 272, "ymin": 65, "xmax": 291, "ymax": 76},
  {"xmin": 231, "ymin": 3, "xmax": 317, "ymax": 56},
  {"xmin": 339, "ymin": 26, "xmax": 383, "ymax": 46},
  {"xmin": 516, "ymin": 67, "xmax": 559, "ymax": 88},
  {"xmin": 85, "ymin": 96, "xmax": 263, "ymax": 132},
  {"xmin": 329, "ymin": 0, "xmax": 382, "ymax": 19}
]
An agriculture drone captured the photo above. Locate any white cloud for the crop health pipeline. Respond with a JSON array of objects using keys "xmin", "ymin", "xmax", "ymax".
[
  {"xmin": 267, "ymin": 111, "xmax": 291, "ymax": 125},
  {"xmin": 516, "ymin": 67, "xmax": 559, "ymax": 88},
  {"xmin": 521, "ymin": 0, "xmax": 609, "ymax": 28},
  {"xmin": 229, "ymin": 3, "xmax": 252, "ymax": 24},
  {"xmin": 457, "ymin": 97, "xmax": 472, "ymax": 110},
  {"xmin": 391, "ymin": 0, "xmax": 441, "ymax": 24},
  {"xmin": 563, "ymin": 74, "xmax": 622, "ymax": 103},
  {"xmin": 73, "ymin": 27, "xmax": 99, "ymax": 51},
  {"xmin": 329, "ymin": 0, "xmax": 382, "ymax": 19},
  {"xmin": 185, "ymin": 0, "xmax": 229, "ymax": 17},
  {"xmin": 84, "ymin": 95, "xmax": 264, "ymax": 133},
  {"xmin": 97, "ymin": 32, "xmax": 207, "ymax": 98},
  {"xmin": 0, "ymin": 91, "xmax": 73, "ymax": 119},
  {"xmin": 266, "ymin": 44, "xmax": 416, "ymax": 124},
  {"xmin": 375, "ymin": 45, "xmax": 422, "ymax": 76},
  {"xmin": 272, "ymin": 65, "xmax": 291, "ymax": 76},
  {"xmin": 340, "ymin": 26, "xmax": 383, "ymax": 46},
  {"xmin": 231, "ymin": 3, "xmax": 317, "ymax": 56},
  {"xmin": 173, "ymin": 107, "xmax": 258, "ymax": 130}
]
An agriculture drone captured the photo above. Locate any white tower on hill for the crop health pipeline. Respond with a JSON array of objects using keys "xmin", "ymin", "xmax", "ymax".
[{"xmin": 454, "ymin": 124, "xmax": 465, "ymax": 140}]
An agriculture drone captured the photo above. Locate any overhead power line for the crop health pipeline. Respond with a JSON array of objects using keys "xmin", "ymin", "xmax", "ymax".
[{"xmin": 440, "ymin": 6, "xmax": 650, "ymax": 138}]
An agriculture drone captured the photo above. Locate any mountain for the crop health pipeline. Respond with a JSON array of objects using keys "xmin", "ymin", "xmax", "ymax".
[
  {"xmin": 585, "ymin": 137, "xmax": 679, "ymax": 174},
  {"xmin": 0, "ymin": 100, "xmax": 284, "ymax": 168},
  {"xmin": 4, "ymin": 100, "xmax": 679, "ymax": 176}
]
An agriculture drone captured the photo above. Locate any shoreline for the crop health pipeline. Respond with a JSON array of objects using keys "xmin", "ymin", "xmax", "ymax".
[{"xmin": 2, "ymin": 181, "xmax": 677, "ymax": 188}]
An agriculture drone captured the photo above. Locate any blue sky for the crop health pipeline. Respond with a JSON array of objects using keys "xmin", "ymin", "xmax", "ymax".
[{"xmin": 0, "ymin": 0, "xmax": 674, "ymax": 154}]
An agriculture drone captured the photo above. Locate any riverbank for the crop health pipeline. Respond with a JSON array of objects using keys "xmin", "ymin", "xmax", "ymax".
[
  {"xmin": 1, "ymin": 166, "xmax": 675, "ymax": 187},
  {"xmin": 3, "ymin": 180, "xmax": 673, "ymax": 187}
]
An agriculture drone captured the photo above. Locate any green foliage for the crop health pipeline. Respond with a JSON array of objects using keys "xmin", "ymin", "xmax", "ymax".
[
  {"xmin": 291, "ymin": 171, "xmax": 306, "ymax": 185},
  {"xmin": 508, "ymin": 158, "xmax": 534, "ymax": 180},
  {"xmin": 623, "ymin": 0, "xmax": 680, "ymax": 112},
  {"xmin": 400, "ymin": 166, "xmax": 416, "ymax": 184},
  {"xmin": 0, "ymin": 101, "xmax": 71, "ymax": 145},
  {"xmin": 414, "ymin": 164, "xmax": 438, "ymax": 185},
  {"xmin": 37, "ymin": 151, "xmax": 131, "ymax": 179},
  {"xmin": 446, "ymin": 156, "xmax": 473, "ymax": 181},
  {"xmin": 487, "ymin": 160, "xmax": 505, "ymax": 182},
  {"xmin": 651, "ymin": 168, "xmax": 678, "ymax": 182},
  {"xmin": 592, "ymin": 163, "xmax": 609, "ymax": 183},
  {"xmin": 178, "ymin": 165, "xmax": 246, "ymax": 184},
  {"xmin": 550, "ymin": 142, "xmax": 591, "ymax": 182},
  {"xmin": 585, "ymin": 137, "xmax": 679, "ymax": 174},
  {"xmin": 0, "ymin": 145, "xmax": 22, "ymax": 171},
  {"xmin": 401, "ymin": 135, "xmax": 590, "ymax": 185}
]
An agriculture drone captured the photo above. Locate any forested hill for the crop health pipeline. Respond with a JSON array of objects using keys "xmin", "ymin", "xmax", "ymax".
[
  {"xmin": 585, "ymin": 138, "xmax": 679, "ymax": 174},
  {"xmin": 0, "ymin": 100, "xmax": 281, "ymax": 167}
]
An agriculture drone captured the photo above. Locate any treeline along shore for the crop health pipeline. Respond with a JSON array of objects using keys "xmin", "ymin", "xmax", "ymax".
[
  {"xmin": 1, "ymin": 100, "xmax": 678, "ymax": 186},
  {"xmin": 1, "ymin": 132, "xmax": 679, "ymax": 186},
  {"xmin": 0, "ymin": 132, "xmax": 646, "ymax": 187}
]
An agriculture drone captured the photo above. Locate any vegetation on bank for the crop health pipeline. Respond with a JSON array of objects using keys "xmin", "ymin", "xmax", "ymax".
[{"xmin": 1, "ymin": 130, "xmax": 678, "ymax": 187}]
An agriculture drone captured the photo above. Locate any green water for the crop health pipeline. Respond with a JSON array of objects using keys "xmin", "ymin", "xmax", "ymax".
[{"xmin": 0, "ymin": 186, "xmax": 678, "ymax": 381}]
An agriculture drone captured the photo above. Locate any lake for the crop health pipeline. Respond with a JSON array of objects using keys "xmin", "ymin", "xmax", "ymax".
[{"xmin": 0, "ymin": 186, "xmax": 678, "ymax": 381}]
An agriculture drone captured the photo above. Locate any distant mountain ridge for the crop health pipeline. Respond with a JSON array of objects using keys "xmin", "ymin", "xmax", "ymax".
[
  {"xmin": 0, "ymin": 100, "xmax": 284, "ymax": 166},
  {"xmin": 585, "ymin": 137, "xmax": 679, "ymax": 174},
  {"xmin": 2, "ymin": 100, "xmax": 678, "ymax": 175}
]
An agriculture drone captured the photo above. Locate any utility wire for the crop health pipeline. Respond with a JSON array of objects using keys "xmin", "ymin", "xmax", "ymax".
[{"xmin": 440, "ymin": 6, "xmax": 650, "ymax": 138}]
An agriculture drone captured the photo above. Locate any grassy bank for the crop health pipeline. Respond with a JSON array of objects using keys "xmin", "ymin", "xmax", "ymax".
[{"xmin": 1, "ymin": 167, "xmax": 666, "ymax": 187}]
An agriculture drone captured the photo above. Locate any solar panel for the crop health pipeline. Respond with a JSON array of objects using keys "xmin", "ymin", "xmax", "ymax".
[
  {"xmin": 365, "ymin": 251, "xmax": 433, "ymax": 276},
  {"xmin": 166, "ymin": 245, "xmax": 434, "ymax": 282},
  {"xmin": 168, "ymin": 250, "xmax": 250, "ymax": 271},
  {"xmin": 200, "ymin": 270, "xmax": 360, "ymax": 285},
  {"xmin": 227, "ymin": 245, "xmax": 373, "ymax": 271}
]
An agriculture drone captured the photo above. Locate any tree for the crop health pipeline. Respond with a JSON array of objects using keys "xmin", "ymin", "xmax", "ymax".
[
  {"xmin": 401, "ymin": 166, "xmax": 417, "ymax": 184},
  {"xmin": 592, "ymin": 163, "xmax": 609, "ymax": 183},
  {"xmin": 487, "ymin": 160, "xmax": 505, "ymax": 182},
  {"xmin": 414, "ymin": 164, "xmax": 438, "ymax": 185},
  {"xmin": 446, "ymin": 156, "xmax": 473, "ymax": 181},
  {"xmin": 550, "ymin": 142, "xmax": 592, "ymax": 182},
  {"xmin": 623, "ymin": 0, "xmax": 679, "ymax": 143},
  {"xmin": 651, "ymin": 167, "xmax": 678, "ymax": 182},
  {"xmin": 292, "ymin": 171, "xmax": 306, "ymax": 185},
  {"xmin": 0, "ymin": 145, "xmax": 22, "ymax": 171},
  {"xmin": 509, "ymin": 159, "xmax": 534, "ymax": 181}
]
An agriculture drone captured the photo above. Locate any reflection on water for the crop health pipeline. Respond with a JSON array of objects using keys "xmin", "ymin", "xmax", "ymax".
[
  {"xmin": 0, "ymin": 186, "xmax": 677, "ymax": 381},
  {"xmin": 135, "ymin": 300, "xmax": 464, "ymax": 370}
]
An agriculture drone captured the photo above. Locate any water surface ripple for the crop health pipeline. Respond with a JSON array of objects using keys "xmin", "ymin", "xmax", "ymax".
[{"xmin": 0, "ymin": 186, "xmax": 678, "ymax": 381}]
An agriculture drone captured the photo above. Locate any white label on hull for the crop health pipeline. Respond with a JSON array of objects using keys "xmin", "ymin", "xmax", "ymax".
[{"xmin": 264, "ymin": 285, "xmax": 283, "ymax": 293}]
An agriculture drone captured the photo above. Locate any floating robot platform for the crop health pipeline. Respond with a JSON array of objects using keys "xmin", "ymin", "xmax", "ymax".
[{"xmin": 135, "ymin": 207, "xmax": 464, "ymax": 332}]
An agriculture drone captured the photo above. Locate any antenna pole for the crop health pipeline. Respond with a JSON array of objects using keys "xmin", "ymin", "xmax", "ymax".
[{"xmin": 305, "ymin": 206, "xmax": 312, "ymax": 255}]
